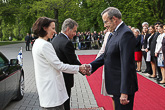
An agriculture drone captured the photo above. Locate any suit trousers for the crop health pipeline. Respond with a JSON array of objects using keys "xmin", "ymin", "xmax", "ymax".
[
  {"xmin": 64, "ymin": 85, "xmax": 71, "ymax": 110},
  {"xmin": 42, "ymin": 104, "xmax": 64, "ymax": 110},
  {"xmin": 26, "ymin": 42, "xmax": 30, "ymax": 51},
  {"xmin": 112, "ymin": 94, "xmax": 135, "ymax": 110},
  {"xmin": 142, "ymin": 51, "xmax": 152, "ymax": 74}
]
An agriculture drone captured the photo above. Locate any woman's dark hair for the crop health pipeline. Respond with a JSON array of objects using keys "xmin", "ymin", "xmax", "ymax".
[
  {"xmin": 154, "ymin": 22, "xmax": 161, "ymax": 26},
  {"xmin": 32, "ymin": 17, "xmax": 55, "ymax": 37},
  {"xmin": 159, "ymin": 24, "xmax": 164, "ymax": 29},
  {"xmin": 141, "ymin": 26, "xmax": 149, "ymax": 35},
  {"xmin": 149, "ymin": 25, "xmax": 156, "ymax": 33}
]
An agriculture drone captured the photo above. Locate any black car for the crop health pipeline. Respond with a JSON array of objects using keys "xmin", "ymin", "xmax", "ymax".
[{"xmin": 0, "ymin": 52, "xmax": 24, "ymax": 110}]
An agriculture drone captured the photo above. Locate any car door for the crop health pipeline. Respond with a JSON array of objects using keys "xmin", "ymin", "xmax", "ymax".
[
  {"xmin": 0, "ymin": 54, "xmax": 7, "ymax": 109},
  {"xmin": 0, "ymin": 52, "xmax": 17, "ymax": 107}
]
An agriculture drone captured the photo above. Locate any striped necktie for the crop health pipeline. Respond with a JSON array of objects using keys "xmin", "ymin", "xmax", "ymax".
[{"xmin": 107, "ymin": 31, "xmax": 115, "ymax": 42}]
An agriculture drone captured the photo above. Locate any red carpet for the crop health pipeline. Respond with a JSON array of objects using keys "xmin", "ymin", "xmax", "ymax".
[
  {"xmin": 71, "ymin": 107, "xmax": 104, "ymax": 110},
  {"xmin": 78, "ymin": 55, "xmax": 165, "ymax": 110}
]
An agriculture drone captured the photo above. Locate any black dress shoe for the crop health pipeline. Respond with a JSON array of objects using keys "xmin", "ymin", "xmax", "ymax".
[
  {"xmin": 157, "ymin": 81, "xmax": 165, "ymax": 84},
  {"xmin": 149, "ymin": 76, "xmax": 157, "ymax": 78},
  {"xmin": 157, "ymin": 77, "xmax": 162, "ymax": 81}
]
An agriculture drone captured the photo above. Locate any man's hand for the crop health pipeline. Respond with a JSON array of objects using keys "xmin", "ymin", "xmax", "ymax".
[
  {"xmin": 120, "ymin": 93, "xmax": 129, "ymax": 105},
  {"xmin": 85, "ymin": 64, "xmax": 92, "ymax": 76},
  {"xmin": 79, "ymin": 64, "xmax": 91, "ymax": 76},
  {"xmin": 79, "ymin": 64, "xmax": 86, "ymax": 75}
]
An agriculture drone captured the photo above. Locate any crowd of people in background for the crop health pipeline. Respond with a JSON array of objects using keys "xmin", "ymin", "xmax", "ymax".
[
  {"xmin": 131, "ymin": 22, "xmax": 165, "ymax": 84},
  {"xmin": 71, "ymin": 30, "xmax": 106, "ymax": 50},
  {"xmin": 26, "ymin": 29, "xmax": 108, "ymax": 50}
]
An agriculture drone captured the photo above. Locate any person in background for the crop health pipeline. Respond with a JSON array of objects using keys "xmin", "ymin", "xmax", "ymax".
[
  {"xmin": 80, "ymin": 32, "xmax": 86, "ymax": 49},
  {"xmin": 128, "ymin": 25, "xmax": 132, "ymax": 29},
  {"xmin": 155, "ymin": 24, "xmax": 165, "ymax": 84},
  {"xmin": 161, "ymin": 25, "xmax": 165, "ymax": 84},
  {"xmin": 131, "ymin": 27, "xmax": 135, "ymax": 32},
  {"xmin": 25, "ymin": 33, "xmax": 30, "ymax": 51},
  {"xmin": 31, "ymin": 34, "xmax": 35, "ymax": 47},
  {"xmin": 85, "ymin": 31, "xmax": 92, "ymax": 49},
  {"xmin": 77, "ymin": 32, "xmax": 81, "ymax": 50},
  {"xmin": 147, "ymin": 25, "xmax": 156, "ymax": 78},
  {"xmin": 91, "ymin": 32, "xmax": 95, "ymax": 48},
  {"xmin": 100, "ymin": 31, "xmax": 104, "ymax": 40},
  {"xmin": 141, "ymin": 26, "xmax": 152, "ymax": 76},
  {"xmin": 72, "ymin": 35, "xmax": 77, "ymax": 50},
  {"xmin": 134, "ymin": 28, "xmax": 142, "ymax": 72},
  {"xmin": 142, "ymin": 22, "xmax": 149, "ymax": 28},
  {"xmin": 93, "ymin": 31, "xmax": 99, "ymax": 48},
  {"xmin": 150, "ymin": 22, "xmax": 162, "ymax": 81},
  {"xmin": 98, "ymin": 32, "xmax": 103, "ymax": 47},
  {"xmin": 32, "ymin": 17, "xmax": 88, "ymax": 110}
]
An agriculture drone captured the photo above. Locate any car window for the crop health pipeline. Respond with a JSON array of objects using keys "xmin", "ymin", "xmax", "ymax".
[{"xmin": 0, "ymin": 57, "xmax": 5, "ymax": 67}]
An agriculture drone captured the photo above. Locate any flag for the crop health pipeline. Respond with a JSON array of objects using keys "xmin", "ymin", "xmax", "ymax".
[{"xmin": 17, "ymin": 47, "xmax": 23, "ymax": 66}]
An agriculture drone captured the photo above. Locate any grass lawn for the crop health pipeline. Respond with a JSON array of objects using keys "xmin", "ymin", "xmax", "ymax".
[{"xmin": 0, "ymin": 41, "xmax": 24, "ymax": 46}]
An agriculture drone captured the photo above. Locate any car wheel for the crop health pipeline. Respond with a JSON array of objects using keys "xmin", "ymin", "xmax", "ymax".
[{"xmin": 14, "ymin": 74, "xmax": 24, "ymax": 101}]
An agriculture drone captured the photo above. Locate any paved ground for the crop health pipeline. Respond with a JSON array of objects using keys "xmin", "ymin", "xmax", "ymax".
[{"xmin": 0, "ymin": 43, "xmax": 164, "ymax": 110}]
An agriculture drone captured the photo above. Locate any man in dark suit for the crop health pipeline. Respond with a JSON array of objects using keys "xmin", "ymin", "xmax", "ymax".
[
  {"xmin": 25, "ymin": 33, "xmax": 30, "ymax": 51},
  {"xmin": 86, "ymin": 7, "xmax": 138, "ymax": 110},
  {"xmin": 51, "ymin": 18, "xmax": 81, "ymax": 110}
]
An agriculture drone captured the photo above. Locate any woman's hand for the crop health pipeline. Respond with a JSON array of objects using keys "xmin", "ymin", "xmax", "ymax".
[{"xmin": 145, "ymin": 48, "xmax": 148, "ymax": 52}]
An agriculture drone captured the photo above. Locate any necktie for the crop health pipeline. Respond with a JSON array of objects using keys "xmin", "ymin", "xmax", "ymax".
[
  {"xmin": 107, "ymin": 31, "xmax": 115, "ymax": 43},
  {"xmin": 104, "ymin": 31, "xmax": 115, "ymax": 56},
  {"xmin": 107, "ymin": 33, "xmax": 113, "ymax": 42}
]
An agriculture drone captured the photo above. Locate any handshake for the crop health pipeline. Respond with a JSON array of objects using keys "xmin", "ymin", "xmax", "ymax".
[{"xmin": 79, "ymin": 64, "xmax": 92, "ymax": 76}]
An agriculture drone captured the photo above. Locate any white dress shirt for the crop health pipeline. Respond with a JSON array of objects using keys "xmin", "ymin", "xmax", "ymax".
[{"xmin": 155, "ymin": 33, "xmax": 165, "ymax": 54}]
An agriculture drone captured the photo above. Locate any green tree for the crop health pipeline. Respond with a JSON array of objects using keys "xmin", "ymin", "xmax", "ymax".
[{"xmin": 0, "ymin": 0, "xmax": 165, "ymax": 41}]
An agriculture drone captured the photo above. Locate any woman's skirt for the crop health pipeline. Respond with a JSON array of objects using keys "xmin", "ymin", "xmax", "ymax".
[{"xmin": 135, "ymin": 51, "xmax": 142, "ymax": 61}]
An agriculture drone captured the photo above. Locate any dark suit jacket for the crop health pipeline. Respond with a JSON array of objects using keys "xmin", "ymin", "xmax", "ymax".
[
  {"xmin": 150, "ymin": 32, "xmax": 160, "ymax": 56},
  {"xmin": 25, "ymin": 35, "xmax": 30, "ymax": 44},
  {"xmin": 90, "ymin": 23, "xmax": 138, "ymax": 95},
  {"xmin": 135, "ymin": 35, "xmax": 142, "ymax": 52},
  {"xmin": 51, "ymin": 33, "xmax": 81, "ymax": 88},
  {"xmin": 147, "ymin": 33, "xmax": 155, "ymax": 51},
  {"xmin": 142, "ymin": 34, "xmax": 151, "ymax": 49}
]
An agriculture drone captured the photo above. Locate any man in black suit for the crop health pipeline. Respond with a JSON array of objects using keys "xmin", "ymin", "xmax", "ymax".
[
  {"xmin": 86, "ymin": 7, "xmax": 138, "ymax": 110},
  {"xmin": 25, "ymin": 33, "xmax": 30, "ymax": 51},
  {"xmin": 51, "ymin": 18, "xmax": 81, "ymax": 110}
]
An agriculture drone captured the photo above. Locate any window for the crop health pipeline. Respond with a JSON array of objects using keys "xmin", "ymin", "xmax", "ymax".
[{"xmin": 0, "ymin": 57, "xmax": 5, "ymax": 67}]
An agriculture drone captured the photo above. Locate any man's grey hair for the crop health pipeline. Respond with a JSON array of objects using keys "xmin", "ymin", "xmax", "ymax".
[
  {"xmin": 142, "ymin": 22, "xmax": 149, "ymax": 26},
  {"xmin": 134, "ymin": 28, "xmax": 141, "ymax": 35},
  {"xmin": 62, "ymin": 18, "xmax": 78, "ymax": 32},
  {"xmin": 101, "ymin": 7, "xmax": 122, "ymax": 19}
]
